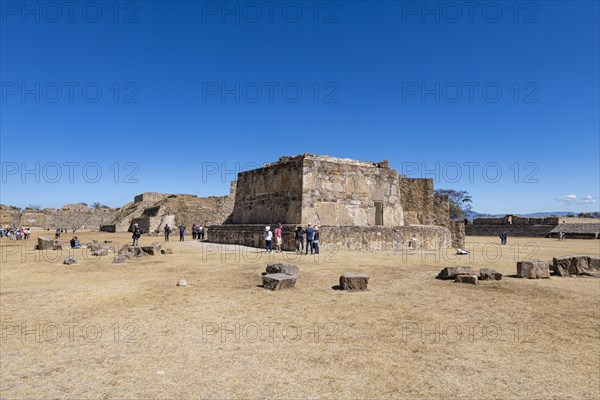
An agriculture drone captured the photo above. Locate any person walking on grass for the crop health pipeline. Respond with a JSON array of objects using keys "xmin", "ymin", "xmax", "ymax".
[
  {"xmin": 164, "ymin": 224, "xmax": 171, "ymax": 242},
  {"xmin": 179, "ymin": 224, "xmax": 186, "ymax": 242}
]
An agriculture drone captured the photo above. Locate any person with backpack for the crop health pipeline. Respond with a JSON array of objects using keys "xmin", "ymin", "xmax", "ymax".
[{"xmin": 132, "ymin": 223, "xmax": 141, "ymax": 246}]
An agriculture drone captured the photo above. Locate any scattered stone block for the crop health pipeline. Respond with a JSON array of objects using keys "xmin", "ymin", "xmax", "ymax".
[
  {"xmin": 161, "ymin": 248, "xmax": 173, "ymax": 254},
  {"xmin": 517, "ymin": 260, "xmax": 550, "ymax": 279},
  {"xmin": 437, "ymin": 266, "xmax": 475, "ymax": 280},
  {"xmin": 479, "ymin": 268, "xmax": 502, "ymax": 281},
  {"xmin": 456, "ymin": 248, "xmax": 469, "ymax": 255},
  {"xmin": 91, "ymin": 248, "xmax": 109, "ymax": 256},
  {"xmin": 552, "ymin": 255, "xmax": 600, "ymax": 277},
  {"xmin": 176, "ymin": 279, "xmax": 188, "ymax": 287},
  {"xmin": 339, "ymin": 272, "xmax": 369, "ymax": 291},
  {"xmin": 588, "ymin": 255, "xmax": 600, "ymax": 271},
  {"xmin": 37, "ymin": 237, "xmax": 55, "ymax": 250},
  {"xmin": 455, "ymin": 274, "xmax": 478, "ymax": 285},
  {"xmin": 119, "ymin": 245, "xmax": 145, "ymax": 257},
  {"xmin": 266, "ymin": 263, "xmax": 299, "ymax": 277},
  {"xmin": 113, "ymin": 254, "xmax": 127, "ymax": 264},
  {"xmin": 262, "ymin": 273, "xmax": 297, "ymax": 290},
  {"xmin": 53, "ymin": 243, "xmax": 67, "ymax": 250},
  {"xmin": 89, "ymin": 242, "xmax": 102, "ymax": 251},
  {"xmin": 63, "ymin": 256, "xmax": 77, "ymax": 265},
  {"xmin": 141, "ymin": 244, "xmax": 161, "ymax": 256}
]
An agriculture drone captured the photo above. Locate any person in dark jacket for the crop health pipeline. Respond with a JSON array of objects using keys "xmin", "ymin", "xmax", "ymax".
[
  {"xmin": 132, "ymin": 223, "xmax": 141, "ymax": 246},
  {"xmin": 312, "ymin": 226, "xmax": 320, "ymax": 254},
  {"xmin": 164, "ymin": 225, "xmax": 171, "ymax": 242},
  {"xmin": 295, "ymin": 226, "xmax": 304, "ymax": 254},
  {"xmin": 179, "ymin": 224, "xmax": 186, "ymax": 241}
]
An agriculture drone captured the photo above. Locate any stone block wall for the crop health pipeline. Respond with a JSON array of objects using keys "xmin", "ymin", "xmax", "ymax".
[
  {"xmin": 301, "ymin": 156, "xmax": 404, "ymax": 226},
  {"xmin": 231, "ymin": 158, "xmax": 304, "ymax": 224},
  {"xmin": 466, "ymin": 224, "xmax": 556, "ymax": 237},
  {"xmin": 399, "ymin": 178, "xmax": 435, "ymax": 225},
  {"xmin": 207, "ymin": 224, "xmax": 453, "ymax": 251}
]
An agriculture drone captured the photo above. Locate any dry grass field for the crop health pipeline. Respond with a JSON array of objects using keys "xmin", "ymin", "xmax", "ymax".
[{"xmin": 1, "ymin": 231, "xmax": 599, "ymax": 399}]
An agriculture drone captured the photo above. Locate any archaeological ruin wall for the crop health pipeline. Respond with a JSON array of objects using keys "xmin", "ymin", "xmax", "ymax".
[
  {"xmin": 300, "ymin": 156, "xmax": 404, "ymax": 226},
  {"xmin": 231, "ymin": 158, "xmax": 304, "ymax": 224}
]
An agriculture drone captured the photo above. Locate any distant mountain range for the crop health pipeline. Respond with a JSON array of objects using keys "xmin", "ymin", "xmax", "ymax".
[{"xmin": 464, "ymin": 210, "xmax": 579, "ymax": 219}]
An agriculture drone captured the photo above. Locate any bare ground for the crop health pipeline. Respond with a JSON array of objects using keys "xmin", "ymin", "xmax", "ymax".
[{"xmin": 0, "ymin": 232, "xmax": 599, "ymax": 399}]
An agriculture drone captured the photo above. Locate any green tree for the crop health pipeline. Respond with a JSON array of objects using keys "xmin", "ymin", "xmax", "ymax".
[{"xmin": 434, "ymin": 189, "xmax": 472, "ymax": 219}]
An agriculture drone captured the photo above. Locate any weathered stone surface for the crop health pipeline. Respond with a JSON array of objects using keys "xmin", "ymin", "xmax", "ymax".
[
  {"xmin": 262, "ymin": 273, "xmax": 297, "ymax": 290},
  {"xmin": 53, "ymin": 242, "xmax": 68, "ymax": 250},
  {"xmin": 37, "ymin": 237, "xmax": 55, "ymax": 250},
  {"xmin": 517, "ymin": 260, "xmax": 550, "ymax": 279},
  {"xmin": 113, "ymin": 254, "xmax": 127, "ymax": 264},
  {"xmin": 161, "ymin": 248, "xmax": 173, "ymax": 254},
  {"xmin": 437, "ymin": 266, "xmax": 475, "ymax": 280},
  {"xmin": 119, "ymin": 245, "xmax": 145, "ymax": 257},
  {"xmin": 553, "ymin": 255, "xmax": 600, "ymax": 277},
  {"xmin": 63, "ymin": 256, "xmax": 77, "ymax": 265},
  {"xmin": 455, "ymin": 274, "xmax": 478, "ymax": 285},
  {"xmin": 141, "ymin": 244, "xmax": 161, "ymax": 256},
  {"xmin": 266, "ymin": 263, "xmax": 300, "ymax": 277},
  {"xmin": 176, "ymin": 279, "xmax": 188, "ymax": 287},
  {"xmin": 339, "ymin": 272, "xmax": 369, "ymax": 291},
  {"xmin": 552, "ymin": 256, "xmax": 571, "ymax": 276},
  {"xmin": 479, "ymin": 268, "xmax": 502, "ymax": 281},
  {"xmin": 89, "ymin": 242, "xmax": 102, "ymax": 252},
  {"xmin": 91, "ymin": 248, "xmax": 109, "ymax": 256}
]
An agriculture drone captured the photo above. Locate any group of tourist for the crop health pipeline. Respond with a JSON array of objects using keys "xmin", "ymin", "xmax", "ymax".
[
  {"xmin": 191, "ymin": 224, "xmax": 205, "ymax": 240},
  {"xmin": 161, "ymin": 224, "xmax": 204, "ymax": 242},
  {"xmin": 0, "ymin": 226, "xmax": 31, "ymax": 240},
  {"xmin": 558, "ymin": 231, "xmax": 567, "ymax": 241},
  {"xmin": 264, "ymin": 224, "xmax": 320, "ymax": 255}
]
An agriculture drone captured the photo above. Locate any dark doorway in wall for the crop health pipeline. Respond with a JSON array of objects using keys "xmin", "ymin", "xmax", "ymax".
[{"xmin": 375, "ymin": 201, "xmax": 383, "ymax": 225}]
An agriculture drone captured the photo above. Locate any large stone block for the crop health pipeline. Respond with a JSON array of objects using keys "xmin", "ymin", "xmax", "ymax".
[
  {"xmin": 552, "ymin": 256, "xmax": 571, "ymax": 276},
  {"xmin": 479, "ymin": 268, "xmax": 502, "ymax": 281},
  {"xmin": 455, "ymin": 274, "xmax": 478, "ymax": 285},
  {"xmin": 437, "ymin": 266, "xmax": 475, "ymax": 280},
  {"xmin": 588, "ymin": 256, "xmax": 600, "ymax": 271},
  {"xmin": 266, "ymin": 263, "xmax": 299, "ymax": 277},
  {"xmin": 339, "ymin": 272, "xmax": 369, "ymax": 291},
  {"xmin": 91, "ymin": 248, "xmax": 109, "ymax": 256},
  {"xmin": 262, "ymin": 273, "xmax": 297, "ymax": 290},
  {"xmin": 517, "ymin": 260, "xmax": 550, "ymax": 279},
  {"xmin": 141, "ymin": 244, "xmax": 161, "ymax": 256},
  {"xmin": 37, "ymin": 237, "xmax": 55, "ymax": 250},
  {"xmin": 553, "ymin": 255, "xmax": 599, "ymax": 277}
]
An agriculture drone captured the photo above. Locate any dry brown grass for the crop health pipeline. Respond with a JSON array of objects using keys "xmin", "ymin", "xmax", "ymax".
[{"xmin": 1, "ymin": 231, "xmax": 599, "ymax": 399}]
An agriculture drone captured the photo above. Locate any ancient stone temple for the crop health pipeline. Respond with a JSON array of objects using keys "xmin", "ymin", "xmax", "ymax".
[{"xmin": 208, "ymin": 154, "xmax": 464, "ymax": 250}]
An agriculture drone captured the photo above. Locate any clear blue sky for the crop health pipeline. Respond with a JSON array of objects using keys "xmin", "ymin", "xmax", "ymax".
[{"xmin": 1, "ymin": 0, "xmax": 598, "ymax": 214}]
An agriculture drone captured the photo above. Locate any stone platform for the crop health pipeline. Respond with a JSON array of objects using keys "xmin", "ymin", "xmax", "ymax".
[{"xmin": 206, "ymin": 224, "xmax": 453, "ymax": 251}]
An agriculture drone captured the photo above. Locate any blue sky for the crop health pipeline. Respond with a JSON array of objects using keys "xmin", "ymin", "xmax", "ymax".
[{"xmin": 1, "ymin": 0, "xmax": 598, "ymax": 214}]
